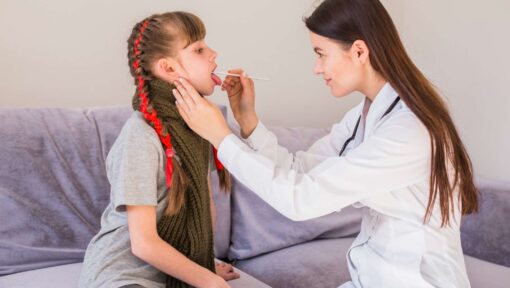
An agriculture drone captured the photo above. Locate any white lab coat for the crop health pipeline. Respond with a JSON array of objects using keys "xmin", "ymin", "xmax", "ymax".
[{"xmin": 217, "ymin": 83, "xmax": 471, "ymax": 287}]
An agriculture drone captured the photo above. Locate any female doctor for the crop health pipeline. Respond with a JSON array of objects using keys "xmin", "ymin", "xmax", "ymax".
[{"xmin": 172, "ymin": 0, "xmax": 479, "ymax": 287}]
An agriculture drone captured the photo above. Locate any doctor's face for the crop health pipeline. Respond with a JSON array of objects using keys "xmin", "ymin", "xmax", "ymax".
[{"xmin": 309, "ymin": 32, "xmax": 363, "ymax": 97}]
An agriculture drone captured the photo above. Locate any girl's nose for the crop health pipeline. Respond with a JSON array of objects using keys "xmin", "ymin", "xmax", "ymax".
[{"xmin": 210, "ymin": 49, "xmax": 218, "ymax": 61}]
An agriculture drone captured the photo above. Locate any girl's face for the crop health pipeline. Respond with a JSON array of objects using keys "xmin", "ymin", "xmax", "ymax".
[
  {"xmin": 175, "ymin": 40, "xmax": 220, "ymax": 96},
  {"xmin": 309, "ymin": 32, "xmax": 363, "ymax": 97}
]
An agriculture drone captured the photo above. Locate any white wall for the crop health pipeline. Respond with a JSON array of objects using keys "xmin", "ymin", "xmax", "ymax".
[
  {"xmin": 1, "ymin": 0, "xmax": 508, "ymax": 180},
  {"xmin": 0, "ymin": 0, "xmax": 354, "ymax": 127},
  {"xmin": 381, "ymin": 0, "xmax": 510, "ymax": 181}
]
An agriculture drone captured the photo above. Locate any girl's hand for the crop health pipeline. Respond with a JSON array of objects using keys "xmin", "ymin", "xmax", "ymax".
[
  {"xmin": 205, "ymin": 274, "xmax": 231, "ymax": 288},
  {"xmin": 173, "ymin": 78, "xmax": 232, "ymax": 148},
  {"xmin": 215, "ymin": 262, "xmax": 240, "ymax": 281},
  {"xmin": 221, "ymin": 69, "xmax": 258, "ymax": 138}
]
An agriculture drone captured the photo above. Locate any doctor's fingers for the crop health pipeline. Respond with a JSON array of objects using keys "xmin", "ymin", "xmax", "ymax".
[
  {"xmin": 175, "ymin": 77, "xmax": 202, "ymax": 105},
  {"xmin": 175, "ymin": 100, "xmax": 190, "ymax": 123},
  {"xmin": 222, "ymin": 82, "xmax": 241, "ymax": 95},
  {"xmin": 229, "ymin": 83, "xmax": 243, "ymax": 96},
  {"xmin": 224, "ymin": 68, "xmax": 244, "ymax": 85},
  {"xmin": 173, "ymin": 88, "xmax": 194, "ymax": 113},
  {"xmin": 227, "ymin": 68, "xmax": 245, "ymax": 76},
  {"xmin": 222, "ymin": 76, "xmax": 239, "ymax": 89},
  {"xmin": 222, "ymin": 81, "xmax": 240, "ymax": 93},
  {"xmin": 238, "ymin": 72, "xmax": 254, "ymax": 91}
]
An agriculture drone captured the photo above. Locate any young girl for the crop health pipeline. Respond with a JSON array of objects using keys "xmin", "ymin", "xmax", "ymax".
[
  {"xmin": 79, "ymin": 12, "xmax": 239, "ymax": 288},
  {"xmin": 173, "ymin": 0, "xmax": 479, "ymax": 287}
]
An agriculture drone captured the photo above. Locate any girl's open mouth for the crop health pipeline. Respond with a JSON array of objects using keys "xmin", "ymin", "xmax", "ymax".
[{"xmin": 211, "ymin": 72, "xmax": 222, "ymax": 86}]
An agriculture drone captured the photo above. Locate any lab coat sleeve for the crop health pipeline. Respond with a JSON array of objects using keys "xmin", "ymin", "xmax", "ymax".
[
  {"xmin": 241, "ymin": 107, "xmax": 359, "ymax": 172},
  {"xmin": 217, "ymin": 112, "xmax": 431, "ymax": 221}
]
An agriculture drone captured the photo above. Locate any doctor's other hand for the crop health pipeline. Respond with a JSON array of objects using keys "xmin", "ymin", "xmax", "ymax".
[
  {"xmin": 173, "ymin": 78, "xmax": 232, "ymax": 149},
  {"xmin": 221, "ymin": 68, "xmax": 258, "ymax": 138}
]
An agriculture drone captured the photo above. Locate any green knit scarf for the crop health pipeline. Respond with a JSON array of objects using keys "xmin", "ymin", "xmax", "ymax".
[{"xmin": 145, "ymin": 79, "xmax": 215, "ymax": 288}]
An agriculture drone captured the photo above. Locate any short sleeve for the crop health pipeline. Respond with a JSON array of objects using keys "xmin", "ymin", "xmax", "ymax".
[{"xmin": 106, "ymin": 117, "xmax": 162, "ymax": 212}]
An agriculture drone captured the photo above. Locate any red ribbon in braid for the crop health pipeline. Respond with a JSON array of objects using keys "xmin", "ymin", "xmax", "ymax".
[
  {"xmin": 212, "ymin": 148, "xmax": 224, "ymax": 170},
  {"xmin": 133, "ymin": 20, "xmax": 175, "ymax": 187},
  {"xmin": 133, "ymin": 20, "xmax": 224, "ymax": 189}
]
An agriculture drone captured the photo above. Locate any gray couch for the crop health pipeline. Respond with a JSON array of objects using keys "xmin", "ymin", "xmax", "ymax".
[{"xmin": 1, "ymin": 106, "xmax": 509, "ymax": 288}]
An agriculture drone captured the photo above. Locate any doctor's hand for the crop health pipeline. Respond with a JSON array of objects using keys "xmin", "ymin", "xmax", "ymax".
[
  {"xmin": 173, "ymin": 78, "xmax": 232, "ymax": 149},
  {"xmin": 221, "ymin": 68, "xmax": 258, "ymax": 138}
]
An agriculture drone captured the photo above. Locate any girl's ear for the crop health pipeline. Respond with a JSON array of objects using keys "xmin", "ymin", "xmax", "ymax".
[
  {"xmin": 152, "ymin": 58, "xmax": 180, "ymax": 83},
  {"xmin": 350, "ymin": 40, "xmax": 370, "ymax": 65}
]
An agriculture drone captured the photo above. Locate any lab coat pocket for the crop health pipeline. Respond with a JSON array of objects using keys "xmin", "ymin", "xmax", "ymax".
[{"xmin": 384, "ymin": 220, "xmax": 427, "ymax": 286}]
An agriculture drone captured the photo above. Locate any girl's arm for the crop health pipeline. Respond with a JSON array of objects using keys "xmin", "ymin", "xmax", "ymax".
[
  {"xmin": 207, "ymin": 172, "xmax": 241, "ymax": 282},
  {"xmin": 126, "ymin": 205, "xmax": 229, "ymax": 288}
]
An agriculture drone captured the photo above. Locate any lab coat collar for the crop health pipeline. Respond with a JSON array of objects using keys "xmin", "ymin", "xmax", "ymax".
[{"xmin": 363, "ymin": 82, "xmax": 400, "ymax": 137}]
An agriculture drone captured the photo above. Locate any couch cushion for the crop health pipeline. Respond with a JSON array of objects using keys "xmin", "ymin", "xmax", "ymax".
[
  {"xmin": 235, "ymin": 237, "xmax": 510, "ymax": 288},
  {"xmin": 0, "ymin": 262, "xmax": 83, "ymax": 288},
  {"xmin": 464, "ymin": 255, "xmax": 510, "ymax": 288},
  {"xmin": 229, "ymin": 180, "xmax": 362, "ymax": 260},
  {"xmin": 0, "ymin": 261, "xmax": 271, "ymax": 288},
  {"xmin": 227, "ymin": 124, "xmax": 362, "ymax": 260},
  {"xmin": 0, "ymin": 106, "xmax": 132, "ymax": 275},
  {"xmin": 235, "ymin": 238, "xmax": 353, "ymax": 288},
  {"xmin": 0, "ymin": 105, "xmax": 231, "ymax": 275},
  {"xmin": 461, "ymin": 177, "xmax": 510, "ymax": 267}
]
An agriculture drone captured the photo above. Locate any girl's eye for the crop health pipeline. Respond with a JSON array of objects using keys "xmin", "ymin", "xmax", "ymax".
[{"xmin": 197, "ymin": 48, "xmax": 204, "ymax": 54}]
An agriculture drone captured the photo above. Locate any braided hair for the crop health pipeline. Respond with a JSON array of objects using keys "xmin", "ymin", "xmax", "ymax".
[{"xmin": 127, "ymin": 12, "xmax": 231, "ymax": 215}]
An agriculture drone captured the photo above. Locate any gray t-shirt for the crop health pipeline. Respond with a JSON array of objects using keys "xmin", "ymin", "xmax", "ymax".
[{"xmin": 79, "ymin": 112, "xmax": 214, "ymax": 288}]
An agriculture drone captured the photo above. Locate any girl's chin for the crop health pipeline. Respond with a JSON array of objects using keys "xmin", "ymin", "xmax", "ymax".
[
  {"xmin": 193, "ymin": 80, "xmax": 217, "ymax": 96},
  {"xmin": 199, "ymin": 86, "xmax": 215, "ymax": 97}
]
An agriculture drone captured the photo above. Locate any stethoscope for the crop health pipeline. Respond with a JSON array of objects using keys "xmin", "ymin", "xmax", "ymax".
[{"xmin": 338, "ymin": 97, "xmax": 401, "ymax": 156}]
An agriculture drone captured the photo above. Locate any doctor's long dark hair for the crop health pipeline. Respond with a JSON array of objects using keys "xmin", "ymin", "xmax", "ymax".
[{"xmin": 305, "ymin": 0, "xmax": 478, "ymax": 227}]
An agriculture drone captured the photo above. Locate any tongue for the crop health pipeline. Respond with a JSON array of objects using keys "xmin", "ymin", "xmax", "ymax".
[{"xmin": 211, "ymin": 73, "xmax": 222, "ymax": 85}]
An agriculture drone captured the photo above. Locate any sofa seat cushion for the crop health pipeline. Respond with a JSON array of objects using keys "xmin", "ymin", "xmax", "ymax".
[
  {"xmin": 235, "ymin": 237, "xmax": 510, "ymax": 288},
  {"xmin": 0, "ymin": 261, "xmax": 270, "ymax": 288},
  {"xmin": 464, "ymin": 255, "xmax": 510, "ymax": 288},
  {"xmin": 461, "ymin": 178, "xmax": 510, "ymax": 267},
  {"xmin": 235, "ymin": 238, "xmax": 353, "ymax": 288},
  {"xmin": 0, "ymin": 262, "xmax": 83, "ymax": 288}
]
